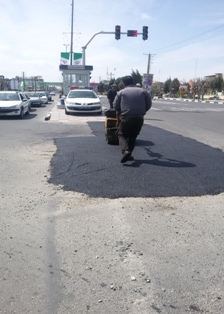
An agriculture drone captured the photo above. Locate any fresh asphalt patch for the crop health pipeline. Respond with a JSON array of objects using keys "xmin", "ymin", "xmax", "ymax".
[{"xmin": 48, "ymin": 121, "xmax": 224, "ymax": 199}]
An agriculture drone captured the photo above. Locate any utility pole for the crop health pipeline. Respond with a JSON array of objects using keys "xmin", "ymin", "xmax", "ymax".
[
  {"xmin": 22, "ymin": 72, "xmax": 25, "ymax": 91},
  {"xmin": 144, "ymin": 53, "xmax": 155, "ymax": 74}
]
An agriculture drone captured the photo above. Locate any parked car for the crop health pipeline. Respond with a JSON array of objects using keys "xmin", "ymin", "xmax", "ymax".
[
  {"xmin": 45, "ymin": 91, "xmax": 52, "ymax": 102},
  {"xmin": 38, "ymin": 91, "xmax": 48, "ymax": 104},
  {"xmin": 25, "ymin": 91, "xmax": 42, "ymax": 107},
  {"xmin": 64, "ymin": 89, "xmax": 102, "ymax": 115},
  {"xmin": 0, "ymin": 91, "xmax": 30, "ymax": 118}
]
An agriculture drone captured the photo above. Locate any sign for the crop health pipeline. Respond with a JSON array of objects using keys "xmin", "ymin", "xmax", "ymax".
[{"xmin": 143, "ymin": 74, "xmax": 153, "ymax": 86}]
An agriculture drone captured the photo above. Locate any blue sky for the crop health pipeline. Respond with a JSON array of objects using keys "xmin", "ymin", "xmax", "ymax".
[{"xmin": 0, "ymin": 0, "xmax": 224, "ymax": 83}]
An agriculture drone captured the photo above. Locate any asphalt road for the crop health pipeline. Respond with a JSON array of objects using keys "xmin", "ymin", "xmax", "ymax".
[
  {"xmin": 1, "ymin": 95, "xmax": 224, "ymax": 314},
  {"xmin": 48, "ymin": 97, "xmax": 224, "ymax": 198}
]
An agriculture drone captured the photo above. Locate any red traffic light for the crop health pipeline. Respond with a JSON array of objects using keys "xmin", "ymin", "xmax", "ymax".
[{"xmin": 127, "ymin": 30, "xmax": 138, "ymax": 37}]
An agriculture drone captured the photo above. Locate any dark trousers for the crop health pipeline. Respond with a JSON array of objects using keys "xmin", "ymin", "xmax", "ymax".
[
  {"xmin": 109, "ymin": 101, "xmax": 114, "ymax": 109},
  {"xmin": 118, "ymin": 116, "xmax": 144, "ymax": 154}
]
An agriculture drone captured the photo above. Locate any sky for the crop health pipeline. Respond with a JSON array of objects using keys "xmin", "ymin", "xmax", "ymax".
[{"xmin": 0, "ymin": 0, "xmax": 224, "ymax": 84}]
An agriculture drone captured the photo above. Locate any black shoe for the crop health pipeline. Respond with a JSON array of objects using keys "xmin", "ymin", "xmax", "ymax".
[
  {"xmin": 128, "ymin": 155, "xmax": 134, "ymax": 161},
  {"xmin": 121, "ymin": 151, "xmax": 131, "ymax": 163}
]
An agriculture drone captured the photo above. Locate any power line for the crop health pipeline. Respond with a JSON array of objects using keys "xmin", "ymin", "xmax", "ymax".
[{"xmin": 155, "ymin": 23, "xmax": 224, "ymax": 53}]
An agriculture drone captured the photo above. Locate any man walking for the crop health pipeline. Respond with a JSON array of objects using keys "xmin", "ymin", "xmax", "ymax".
[
  {"xmin": 113, "ymin": 76, "xmax": 152, "ymax": 163},
  {"xmin": 107, "ymin": 84, "xmax": 117, "ymax": 109}
]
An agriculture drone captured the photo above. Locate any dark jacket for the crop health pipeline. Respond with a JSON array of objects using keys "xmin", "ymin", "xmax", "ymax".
[
  {"xmin": 113, "ymin": 86, "xmax": 151, "ymax": 116},
  {"xmin": 107, "ymin": 89, "xmax": 117, "ymax": 104}
]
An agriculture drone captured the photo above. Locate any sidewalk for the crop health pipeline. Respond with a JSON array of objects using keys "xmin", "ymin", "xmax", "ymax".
[{"xmin": 46, "ymin": 102, "xmax": 106, "ymax": 123}]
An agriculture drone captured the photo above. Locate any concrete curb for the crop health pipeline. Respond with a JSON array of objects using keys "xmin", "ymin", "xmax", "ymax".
[
  {"xmin": 45, "ymin": 102, "xmax": 64, "ymax": 121},
  {"xmin": 44, "ymin": 112, "xmax": 51, "ymax": 121},
  {"xmin": 45, "ymin": 111, "xmax": 52, "ymax": 121},
  {"xmin": 162, "ymin": 98, "xmax": 224, "ymax": 104}
]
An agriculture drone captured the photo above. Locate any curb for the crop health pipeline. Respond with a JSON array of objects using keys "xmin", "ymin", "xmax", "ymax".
[
  {"xmin": 45, "ymin": 111, "xmax": 52, "ymax": 121},
  {"xmin": 45, "ymin": 102, "xmax": 62, "ymax": 121},
  {"xmin": 162, "ymin": 98, "xmax": 224, "ymax": 104}
]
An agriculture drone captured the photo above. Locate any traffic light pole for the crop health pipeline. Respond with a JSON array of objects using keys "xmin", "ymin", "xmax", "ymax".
[{"xmin": 82, "ymin": 30, "xmax": 144, "ymax": 66}]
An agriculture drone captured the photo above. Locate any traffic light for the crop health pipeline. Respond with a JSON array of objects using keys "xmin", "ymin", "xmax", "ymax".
[
  {"xmin": 127, "ymin": 30, "xmax": 138, "ymax": 37},
  {"xmin": 115, "ymin": 25, "xmax": 121, "ymax": 40},
  {"xmin": 142, "ymin": 26, "xmax": 148, "ymax": 40}
]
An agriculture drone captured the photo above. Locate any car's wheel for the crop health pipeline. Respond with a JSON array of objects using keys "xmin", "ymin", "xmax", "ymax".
[
  {"xmin": 19, "ymin": 107, "xmax": 24, "ymax": 119},
  {"xmin": 26, "ymin": 104, "xmax": 31, "ymax": 115},
  {"xmin": 65, "ymin": 108, "xmax": 70, "ymax": 115}
]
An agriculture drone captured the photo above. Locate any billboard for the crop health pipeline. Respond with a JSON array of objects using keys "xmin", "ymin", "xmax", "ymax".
[{"xmin": 143, "ymin": 74, "xmax": 153, "ymax": 86}]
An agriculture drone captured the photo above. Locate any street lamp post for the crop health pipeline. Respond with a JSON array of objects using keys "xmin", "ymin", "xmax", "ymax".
[
  {"xmin": 70, "ymin": 0, "xmax": 74, "ymax": 65},
  {"xmin": 63, "ymin": 44, "xmax": 69, "ymax": 52}
]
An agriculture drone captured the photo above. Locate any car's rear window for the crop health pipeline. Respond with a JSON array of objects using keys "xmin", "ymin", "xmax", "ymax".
[{"xmin": 26, "ymin": 93, "xmax": 38, "ymax": 97}]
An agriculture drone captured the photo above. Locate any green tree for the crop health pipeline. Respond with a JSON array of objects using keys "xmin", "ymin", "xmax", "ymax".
[
  {"xmin": 131, "ymin": 69, "xmax": 142, "ymax": 85},
  {"xmin": 164, "ymin": 78, "xmax": 171, "ymax": 93},
  {"xmin": 222, "ymin": 78, "xmax": 224, "ymax": 92},
  {"xmin": 97, "ymin": 82, "xmax": 106, "ymax": 94},
  {"xmin": 170, "ymin": 78, "xmax": 180, "ymax": 96},
  {"xmin": 213, "ymin": 76, "xmax": 223, "ymax": 92},
  {"xmin": 115, "ymin": 78, "xmax": 124, "ymax": 90}
]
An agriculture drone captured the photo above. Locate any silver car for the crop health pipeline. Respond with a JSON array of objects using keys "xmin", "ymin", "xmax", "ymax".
[
  {"xmin": 25, "ymin": 92, "xmax": 42, "ymax": 107},
  {"xmin": 38, "ymin": 91, "xmax": 48, "ymax": 104},
  {"xmin": 0, "ymin": 91, "xmax": 30, "ymax": 118}
]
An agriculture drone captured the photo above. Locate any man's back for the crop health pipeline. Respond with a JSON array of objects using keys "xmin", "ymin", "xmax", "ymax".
[{"xmin": 114, "ymin": 86, "xmax": 151, "ymax": 116}]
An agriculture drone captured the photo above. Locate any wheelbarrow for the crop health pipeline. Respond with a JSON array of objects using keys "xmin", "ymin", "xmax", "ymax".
[{"xmin": 104, "ymin": 109, "xmax": 119, "ymax": 145}]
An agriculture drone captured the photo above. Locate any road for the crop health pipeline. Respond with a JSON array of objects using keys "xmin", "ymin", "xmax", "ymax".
[
  {"xmin": 149, "ymin": 98, "xmax": 224, "ymax": 150},
  {"xmin": 0, "ymin": 96, "xmax": 224, "ymax": 314}
]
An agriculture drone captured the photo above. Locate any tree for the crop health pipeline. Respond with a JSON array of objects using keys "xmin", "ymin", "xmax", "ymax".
[
  {"xmin": 222, "ymin": 78, "xmax": 224, "ymax": 92},
  {"xmin": 97, "ymin": 82, "xmax": 106, "ymax": 94},
  {"xmin": 191, "ymin": 78, "xmax": 210, "ymax": 100},
  {"xmin": 210, "ymin": 76, "xmax": 223, "ymax": 93},
  {"xmin": 164, "ymin": 78, "xmax": 171, "ymax": 94},
  {"xmin": 170, "ymin": 78, "xmax": 179, "ymax": 96},
  {"xmin": 131, "ymin": 69, "xmax": 142, "ymax": 85},
  {"xmin": 115, "ymin": 78, "xmax": 124, "ymax": 90}
]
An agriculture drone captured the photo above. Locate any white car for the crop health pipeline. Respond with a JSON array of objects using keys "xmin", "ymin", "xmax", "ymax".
[
  {"xmin": 65, "ymin": 89, "xmax": 102, "ymax": 115},
  {"xmin": 38, "ymin": 91, "xmax": 48, "ymax": 104},
  {"xmin": 0, "ymin": 91, "xmax": 30, "ymax": 118}
]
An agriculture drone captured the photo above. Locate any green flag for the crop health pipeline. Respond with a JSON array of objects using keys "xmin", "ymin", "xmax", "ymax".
[
  {"xmin": 60, "ymin": 52, "xmax": 70, "ymax": 65},
  {"xmin": 73, "ymin": 53, "xmax": 82, "ymax": 65}
]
